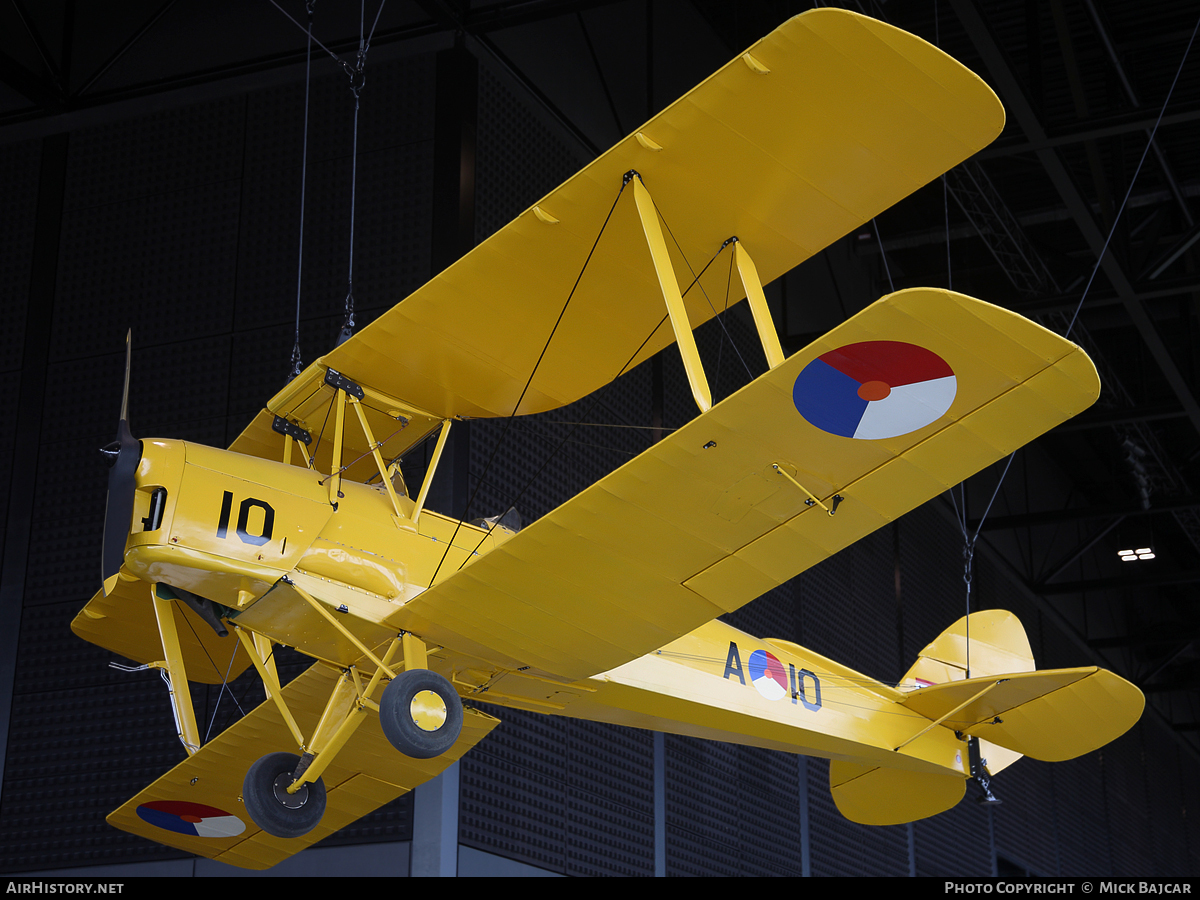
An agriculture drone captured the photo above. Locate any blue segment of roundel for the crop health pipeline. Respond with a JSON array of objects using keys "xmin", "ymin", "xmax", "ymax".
[
  {"xmin": 792, "ymin": 358, "xmax": 868, "ymax": 438},
  {"xmin": 748, "ymin": 650, "xmax": 768, "ymax": 682},
  {"xmin": 136, "ymin": 804, "xmax": 199, "ymax": 836}
]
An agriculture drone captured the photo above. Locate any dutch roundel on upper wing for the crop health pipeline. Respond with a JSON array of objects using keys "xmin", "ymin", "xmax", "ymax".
[{"xmin": 792, "ymin": 341, "xmax": 958, "ymax": 441}]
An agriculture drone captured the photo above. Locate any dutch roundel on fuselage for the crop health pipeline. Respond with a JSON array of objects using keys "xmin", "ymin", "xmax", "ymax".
[{"xmin": 748, "ymin": 649, "xmax": 788, "ymax": 701}]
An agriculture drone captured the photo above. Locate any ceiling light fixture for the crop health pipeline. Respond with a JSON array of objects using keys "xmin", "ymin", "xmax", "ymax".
[{"xmin": 1118, "ymin": 548, "xmax": 1155, "ymax": 561}]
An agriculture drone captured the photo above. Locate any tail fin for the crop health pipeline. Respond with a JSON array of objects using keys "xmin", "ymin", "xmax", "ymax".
[
  {"xmin": 901, "ymin": 609, "xmax": 1035, "ymax": 689},
  {"xmin": 899, "ymin": 609, "xmax": 1031, "ymax": 778},
  {"xmin": 831, "ymin": 612, "xmax": 1032, "ymax": 825},
  {"xmin": 832, "ymin": 611, "xmax": 1041, "ymax": 826},
  {"xmin": 831, "ymin": 611, "xmax": 1144, "ymax": 826}
]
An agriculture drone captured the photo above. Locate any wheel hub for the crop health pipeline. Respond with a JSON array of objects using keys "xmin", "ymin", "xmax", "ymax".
[
  {"xmin": 272, "ymin": 772, "xmax": 309, "ymax": 809},
  {"xmin": 410, "ymin": 689, "xmax": 447, "ymax": 732}
]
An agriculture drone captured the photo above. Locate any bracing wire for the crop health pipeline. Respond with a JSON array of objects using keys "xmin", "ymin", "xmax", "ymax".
[
  {"xmin": 268, "ymin": 0, "xmax": 344, "ymax": 68},
  {"xmin": 205, "ymin": 640, "xmax": 248, "ymax": 744},
  {"xmin": 428, "ymin": 179, "xmax": 632, "ymax": 587},
  {"xmin": 451, "ymin": 239, "xmax": 738, "ymax": 572},
  {"xmin": 872, "ymin": 217, "xmax": 895, "ymax": 293},
  {"xmin": 650, "ymin": 190, "xmax": 753, "ymax": 382}
]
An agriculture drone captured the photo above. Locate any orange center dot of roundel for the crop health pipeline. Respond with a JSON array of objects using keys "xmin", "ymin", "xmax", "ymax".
[
  {"xmin": 180, "ymin": 814, "xmax": 202, "ymax": 823},
  {"xmin": 858, "ymin": 380, "xmax": 891, "ymax": 402}
]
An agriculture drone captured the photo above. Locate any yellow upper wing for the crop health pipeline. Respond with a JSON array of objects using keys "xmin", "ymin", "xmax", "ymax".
[
  {"xmin": 388, "ymin": 289, "xmax": 1099, "ymax": 682},
  {"xmin": 229, "ymin": 9, "xmax": 1003, "ymax": 474}
]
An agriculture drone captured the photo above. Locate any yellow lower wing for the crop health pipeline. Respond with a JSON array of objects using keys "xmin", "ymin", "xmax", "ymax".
[
  {"xmin": 105, "ymin": 662, "xmax": 499, "ymax": 870},
  {"xmin": 392, "ymin": 289, "xmax": 1099, "ymax": 682},
  {"xmin": 71, "ymin": 578, "xmax": 251, "ymax": 685}
]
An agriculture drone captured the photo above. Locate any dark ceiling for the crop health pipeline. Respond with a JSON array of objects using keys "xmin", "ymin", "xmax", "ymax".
[{"xmin": 3, "ymin": 0, "xmax": 1200, "ymax": 752}]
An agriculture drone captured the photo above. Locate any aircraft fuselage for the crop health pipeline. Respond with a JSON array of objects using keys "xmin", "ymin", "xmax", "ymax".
[{"xmin": 119, "ymin": 437, "xmax": 969, "ymax": 783}]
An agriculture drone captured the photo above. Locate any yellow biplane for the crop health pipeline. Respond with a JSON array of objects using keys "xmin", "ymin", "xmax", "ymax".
[{"xmin": 73, "ymin": 10, "xmax": 1143, "ymax": 869}]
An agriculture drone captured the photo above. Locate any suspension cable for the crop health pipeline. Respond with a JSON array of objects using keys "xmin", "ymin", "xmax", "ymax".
[
  {"xmin": 1065, "ymin": 10, "xmax": 1199, "ymax": 340},
  {"xmin": 288, "ymin": 0, "xmax": 317, "ymax": 382},
  {"xmin": 337, "ymin": 2, "xmax": 370, "ymax": 346},
  {"xmin": 934, "ymin": 7, "xmax": 1199, "ymax": 680}
]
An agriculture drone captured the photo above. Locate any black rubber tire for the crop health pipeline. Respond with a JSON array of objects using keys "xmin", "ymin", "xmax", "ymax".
[
  {"xmin": 379, "ymin": 669, "xmax": 464, "ymax": 759},
  {"xmin": 242, "ymin": 752, "xmax": 327, "ymax": 839}
]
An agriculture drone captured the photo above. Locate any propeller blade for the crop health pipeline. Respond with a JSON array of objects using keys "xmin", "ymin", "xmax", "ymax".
[
  {"xmin": 119, "ymin": 329, "xmax": 131, "ymax": 423},
  {"xmin": 101, "ymin": 332, "xmax": 140, "ymax": 595}
]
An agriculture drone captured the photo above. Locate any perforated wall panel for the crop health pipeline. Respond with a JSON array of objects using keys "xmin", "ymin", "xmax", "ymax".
[
  {"xmin": 0, "ymin": 46, "xmax": 434, "ymax": 873},
  {"xmin": 914, "ymin": 799, "xmax": 992, "ymax": 876},
  {"xmin": 0, "ymin": 140, "xmax": 39, "ymax": 367},
  {"xmin": 806, "ymin": 756, "xmax": 910, "ymax": 876}
]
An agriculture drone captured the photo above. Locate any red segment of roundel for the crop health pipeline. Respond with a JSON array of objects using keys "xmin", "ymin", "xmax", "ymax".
[
  {"xmin": 818, "ymin": 341, "xmax": 953, "ymax": 389},
  {"xmin": 141, "ymin": 799, "xmax": 233, "ymax": 819}
]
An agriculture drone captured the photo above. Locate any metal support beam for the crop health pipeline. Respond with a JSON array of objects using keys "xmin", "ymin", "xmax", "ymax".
[
  {"xmin": 950, "ymin": 0, "xmax": 1200, "ymax": 438},
  {"xmin": 971, "ymin": 496, "xmax": 1200, "ymax": 531},
  {"xmin": 977, "ymin": 99, "xmax": 1200, "ymax": 160},
  {"xmin": 1053, "ymin": 404, "xmax": 1186, "ymax": 432},
  {"xmin": 1036, "ymin": 570, "xmax": 1200, "ymax": 595},
  {"xmin": 432, "ymin": 38, "xmax": 477, "ymax": 276},
  {"xmin": 1081, "ymin": 0, "xmax": 1194, "ymax": 229},
  {"xmin": 412, "ymin": 763, "xmax": 460, "ymax": 876}
]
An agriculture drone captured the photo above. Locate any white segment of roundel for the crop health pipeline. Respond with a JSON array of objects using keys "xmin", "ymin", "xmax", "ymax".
[
  {"xmin": 194, "ymin": 814, "xmax": 246, "ymax": 838},
  {"xmin": 753, "ymin": 673, "xmax": 788, "ymax": 702},
  {"xmin": 852, "ymin": 375, "xmax": 957, "ymax": 440}
]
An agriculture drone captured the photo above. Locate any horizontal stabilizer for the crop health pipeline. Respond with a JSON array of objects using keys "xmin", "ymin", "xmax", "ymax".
[
  {"xmin": 830, "ymin": 759, "xmax": 965, "ymax": 825},
  {"xmin": 901, "ymin": 667, "xmax": 1144, "ymax": 762}
]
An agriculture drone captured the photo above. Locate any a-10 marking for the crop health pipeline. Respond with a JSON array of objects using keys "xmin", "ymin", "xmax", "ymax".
[{"xmin": 724, "ymin": 640, "xmax": 822, "ymax": 710}]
